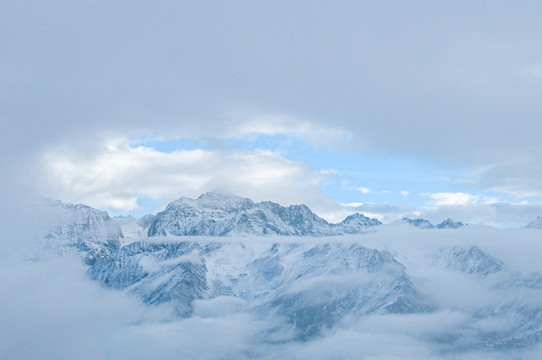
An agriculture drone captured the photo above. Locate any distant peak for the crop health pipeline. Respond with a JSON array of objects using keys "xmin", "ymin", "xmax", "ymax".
[
  {"xmin": 435, "ymin": 218, "xmax": 465, "ymax": 229},
  {"xmin": 403, "ymin": 217, "xmax": 465, "ymax": 229},
  {"xmin": 524, "ymin": 216, "xmax": 542, "ymax": 229},
  {"xmin": 402, "ymin": 217, "xmax": 434, "ymax": 229},
  {"xmin": 339, "ymin": 213, "xmax": 382, "ymax": 229}
]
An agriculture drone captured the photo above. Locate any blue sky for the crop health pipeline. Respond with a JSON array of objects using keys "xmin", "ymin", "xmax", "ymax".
[
  {"xmin": 130, "ymin": 134, "xmax": 471, "ymax": 207},
  {"xmin": 112, "ymin": 131, "xmax": 538, "ymax": 226}
]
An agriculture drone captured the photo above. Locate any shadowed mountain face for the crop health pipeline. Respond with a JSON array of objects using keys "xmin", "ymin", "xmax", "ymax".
[
  {"xmin": 147, "ymin": 192, "xmax": 381, "ymax": 237},
  {"xmin": 87, "ymin": 241, "xmax": 433, "ymax": 337}
]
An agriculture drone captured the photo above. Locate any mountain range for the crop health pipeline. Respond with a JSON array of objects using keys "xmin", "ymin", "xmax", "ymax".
[
  {"xmin": 402, "ymin": 217, "xmax": 465, "ymax": 229},
  {"xmin": 37, "ymin": 194, "xmax": 542, "ymax": 352},
  {"xmin": 147, "ymin": 192, "xmax": 382, "ymax": 237}
]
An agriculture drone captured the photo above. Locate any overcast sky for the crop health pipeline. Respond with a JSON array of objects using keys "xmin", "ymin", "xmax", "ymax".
[{"xmin": 2, "ymin": 1, "xmax": 542, "ymax": 226}]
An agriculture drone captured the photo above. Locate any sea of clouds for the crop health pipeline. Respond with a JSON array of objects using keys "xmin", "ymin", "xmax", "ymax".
[{"xmin": 3, "ymin": 202, "xmax": 542, "ymax": 359}]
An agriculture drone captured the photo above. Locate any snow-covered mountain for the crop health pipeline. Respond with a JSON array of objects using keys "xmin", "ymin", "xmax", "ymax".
[
  {"xmin": 88, "ymin": 240, "xmax": 433, "ymax": 337},
  {"xmin": 37, "ymin": 196, "xmax": 542, "ymax": 353},
  {"xmin": 435, "ymin": 218, "xmax": 465, "ymax": 229},
  {"xmin": 337, "ymin": 213, "xmax": 382, "ymax": 233},
  {"xmin": 524, "ymin": 216, "xmax": 542, "ymax": 229},
  {"xmin": 433, "ymin": 246, "xmax": 504, "ymax": 276},
  {"xmin": 402, "ymin": 217, "xmax": 435, "ymax": 229},
  {"xmin": 429, "ymin": 246, "xmax": 542, "ymax": 350},
  {"xmin": 402, "ymin": 217, "xmax": 465, "ymax": 229},
  {"xmin": 147, "ymin": 192, "xmax": 381, "ymax": 237},
  {"xmin": 43, "ymin": 200, "xmax": 122, "ymax": 264}
]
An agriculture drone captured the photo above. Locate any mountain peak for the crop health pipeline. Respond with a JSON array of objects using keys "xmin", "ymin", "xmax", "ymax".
[
  {"xmin": 524, "ymin": 216, "xmax": 542, "ymax": 229},
  {"xmin": 42, "ymin": 199, "xmax": 122, "ymax": 264},
  {"xmin": 402, "ymin": 217, "xmax": 434, "ymax": 229},
  {"xmin": 340, "ymin": 212, "xmax": 381, "ymax": 226},
  {"xmin": 436, "ymin": 218, "xmax": 465, "ymax": 229},
  {"xmin": 148, "ymin": 193, "xmax": 380, "ymax": 237},
  {"xmin": 338, "ymin": 213, "xmax": 382, "ymax": 234},
  {"xmin": 402, "ymin": 217, "xmax": 465, "ymax": 229}
]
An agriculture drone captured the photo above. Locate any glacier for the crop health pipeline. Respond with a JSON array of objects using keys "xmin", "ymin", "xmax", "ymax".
[{"xmin": 524, "ymin": 216, "xmax": 542, "ymax": 229}]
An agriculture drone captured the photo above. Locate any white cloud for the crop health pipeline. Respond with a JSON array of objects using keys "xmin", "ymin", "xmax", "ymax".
[
  {"xmin": 462, "ymin": 156, "xmax": 542, "ymax": 200},
  {"xmin": 330, "ymin": 194, "xmax": 542, "ymax": 227},
  {"xmin": 315, "ymin": 169, "xmax": 341, "ymax": 186},
  {"xmin": 39, "ymin": 138, "xmax": 338, "ymax": 215},
  {"xmin": 4, "ymin": 1, "xmax": 542, "ymax": 232},
  {"xmin": 358, "ymin": 187, "xmax": 391, "ymax": 195},
  {"xmin": 421, "ymin": 201, "xmax": 542, "ymax": 228},
  {"xmin": 335, "ymin": 202, "xmax": 416, "ymax": 224},
  {"xmin": 423, "ymin": 192, "xmax": 480, "ymax": 206},
  {"xmin": 401, "ymin": 190, "xmax": 409, "ymax": 198},
  {"xmin": 342, "ymin": 202, "xmax": 366, "ymax": 208},
  {"xmin": 0, "ymin": 253, "xmax": 273, "ymax": 360},
  {"xmin": 233, "ymin": 113, "xmax": 349, "ymax": 145}
]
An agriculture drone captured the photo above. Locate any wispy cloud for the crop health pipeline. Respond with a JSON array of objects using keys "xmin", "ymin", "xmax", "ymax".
[{"xmin": 423, "ymin": 192, "xmax": 480, "ymax": 206}]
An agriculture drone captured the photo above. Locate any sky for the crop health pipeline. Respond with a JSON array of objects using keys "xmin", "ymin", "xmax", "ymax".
[{"xmin": 3, "ymin": 1, "xmax": 542, "ymax": 227}]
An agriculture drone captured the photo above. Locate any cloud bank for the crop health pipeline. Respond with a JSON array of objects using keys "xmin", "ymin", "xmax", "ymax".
[
  {"xmin": 3, "ymin": 1, "xmax": 542, "ymax": 208},
  {"xmin": 39, "ymin": 138, "xmax": 337, "ymax": 216},
  {"xmin": 5, "ymin": 212, "xmax": 542, "ymax": 359}
]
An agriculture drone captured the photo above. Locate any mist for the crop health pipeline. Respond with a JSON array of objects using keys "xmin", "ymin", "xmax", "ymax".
[{"xmin": 3, "ymin": 204, "xmax": 542, "ymax": 359}]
